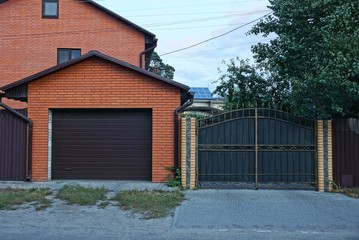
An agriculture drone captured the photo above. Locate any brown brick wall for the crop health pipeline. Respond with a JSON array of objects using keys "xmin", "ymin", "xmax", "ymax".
[
  {"xmin": 27, "ymin": 57, "xmax": 181, "ymax": 182},
  {"xmin": 0, "ymin": 0, "xmax": 146, "ymax": 108}
]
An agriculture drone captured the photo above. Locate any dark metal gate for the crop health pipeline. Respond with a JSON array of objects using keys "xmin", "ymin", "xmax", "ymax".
[
  {"xmin": 0, "ymin": 109, "xmax": 28, "ymax": 180},
  {"xmin": 198, "ymin": 108, "xmax": 316, "ymax": 189}
]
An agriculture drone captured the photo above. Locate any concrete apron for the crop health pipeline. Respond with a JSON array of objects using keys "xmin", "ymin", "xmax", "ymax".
[{"xmin": 0, "ymin": 180, "xmax": 173, "ymax": 192}]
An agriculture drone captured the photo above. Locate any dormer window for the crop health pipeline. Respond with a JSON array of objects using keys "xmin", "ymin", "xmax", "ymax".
[{"xmin": 42, "ymin": 0, "xmax": 59, "ymax": 18}]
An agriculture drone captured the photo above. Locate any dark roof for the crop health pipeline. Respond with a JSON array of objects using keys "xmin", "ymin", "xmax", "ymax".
[
  {"xmin": 1, "ymin": 51, "xmax": 189, "ymax": 92},
  {"xmin": 0, "ymin": 0, "xmax": 8, "ymax": 3},
  {"xmin": 84, "ymin": 1, "xmax": 156, "ymax": 39}
]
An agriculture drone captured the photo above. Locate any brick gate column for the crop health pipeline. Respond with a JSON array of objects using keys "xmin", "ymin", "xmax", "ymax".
[
  {"xmin": 317, "ymin": 120, "xmax": 333, "ymax": 192},
  {"xmin": 180, "ymin": 117, "xmax": 197, "ymax": 189}
]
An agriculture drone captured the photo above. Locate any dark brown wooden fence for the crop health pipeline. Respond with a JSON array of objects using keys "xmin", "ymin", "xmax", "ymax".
[
  {"xmin": 0, "ymin": 109, "xmax": 27, "ymax": 180},
  {"xmin": 332, "ymin": 118, "xmax": 359, "ymax": 187}
]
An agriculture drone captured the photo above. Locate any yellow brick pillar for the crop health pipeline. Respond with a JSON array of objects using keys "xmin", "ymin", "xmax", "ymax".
[
  {"xmin": 190, "ymin": 118, "xmax": 197, "ymax": 189},
  {"xmin": 180, "ymin": 117, "xmax": 187, "ymax": 189},
  {"xmin": 317, "ymin": 120, "xmax": 333, "ymax": 192},
  {"xmin": 180, "ymin": 117, "xmax": 197, "ymax": 189}
]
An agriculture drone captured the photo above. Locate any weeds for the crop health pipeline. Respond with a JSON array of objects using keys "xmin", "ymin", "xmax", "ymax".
[
  {"xmin": 331, "ymin": 181, "xmax": 359, "ymax": 198},
  {"xmin": 165, "ymin": 166, "xmax": 181, "ymax": 187},
  {"xmin": 333, "ymin": 187, "xmax": 359, "ymax": 198},
  {"xmin": 0, "ymin": 188, "xmax": 52, "ymax": 211},
  {"xmin": 114, "ymin": 190, "xmax": 185, "ymax": 219},
  {"xmin": 57, "ymin": 184, "xmax": 108, "ymax": 205}
]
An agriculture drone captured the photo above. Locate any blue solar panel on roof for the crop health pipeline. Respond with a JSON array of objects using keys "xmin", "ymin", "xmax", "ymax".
[{"xmin": 189, "ymin": 87, "xmax": 213, "ymax": 99}]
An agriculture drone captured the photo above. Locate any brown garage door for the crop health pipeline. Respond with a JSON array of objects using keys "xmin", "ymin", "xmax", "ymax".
[{"xmin": 52, "ymin": 109, "xmax": 152, "ymax": 180}]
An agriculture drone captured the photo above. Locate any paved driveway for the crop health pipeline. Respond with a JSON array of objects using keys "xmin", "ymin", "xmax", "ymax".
[
  {"xmin": 0, "ymin": 182, "xmax": 358, "ymax": 240},
  {"xmin": 173, "ymin": 190, "xmax": 359, "ymax": 239}
]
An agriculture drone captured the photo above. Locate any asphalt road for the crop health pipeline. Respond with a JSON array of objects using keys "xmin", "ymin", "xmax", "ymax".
[{"xmin": 0, "ymin": 184, "xmax": 358, "ymax": 240}]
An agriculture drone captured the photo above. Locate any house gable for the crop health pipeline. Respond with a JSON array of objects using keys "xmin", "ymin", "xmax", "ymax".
[
  {"xmin": 0, "ymin": 0, "xmax": 156, "ymax": 91},
  {"xmin": 1, "ymin": 51, "xmax": 189, "ymax": 102}
]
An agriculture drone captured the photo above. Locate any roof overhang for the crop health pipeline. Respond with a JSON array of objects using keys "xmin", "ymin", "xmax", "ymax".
[{"xmin": 1, "ymin": 51, "xmax": 190, "ymax": 102}]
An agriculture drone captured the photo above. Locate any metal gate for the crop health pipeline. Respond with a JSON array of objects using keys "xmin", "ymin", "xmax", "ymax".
[
  {"xmin": 0, "ymin": 109, "xmax": 28, "ymax": 180},
  {"xmin": 198, "ymin": 108, "xmax": 316, "ymax": 189}
]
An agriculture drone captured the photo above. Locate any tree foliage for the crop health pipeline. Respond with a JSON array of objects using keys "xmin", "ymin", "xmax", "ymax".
[
  {"xmin": 248, "ymin": 0, "xmax": 359, "ymax": 118},
  {"xmin": 213, "ymin": 58, "xmax": 291, "ymax": 111},
  {"xmin": 215, "ymin": 1, "xmax": 359, "ymax": 118},
  {"xmin": 148, "ymin": 52, "xmax": 175, "ymax": 80}
]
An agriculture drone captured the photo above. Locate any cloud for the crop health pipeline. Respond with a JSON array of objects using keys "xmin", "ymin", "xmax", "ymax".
[{"xmin": 99, "ymin": 0, "xmax": 271, "ymax": 92}]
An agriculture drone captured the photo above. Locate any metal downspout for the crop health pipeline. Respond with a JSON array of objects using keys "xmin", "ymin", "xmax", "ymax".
[
  {"xmin": 139, "ymin": 41, "xmax": 157, "ymax": 69},
  {"xmin": 174, "ymin": 93, "xmax": 194, "ymax": 170},
  {"xmin": 0, "ymin": 94, "xmax": 33, "ymax": 181}
]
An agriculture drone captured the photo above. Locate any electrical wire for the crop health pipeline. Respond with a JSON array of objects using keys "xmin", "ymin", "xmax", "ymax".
[
  {"xmin": 171, "ymin": 38, "xmax": 276, "ymax": 57},
  {"xmin": 124, "ymin": 10, "xmax": 270, "ymax": 18},
  {"xmin": 159, "ymin": 11, "xmax": 273, "ymax": 56},
  {"xmin": 148, "ymin": 22, "xmax": 246, "ymax": 31},
  {"xmin": 97, "ymin": 1, "xmax": 264, "ymax": 13},
  {"xmin": 142, "ymin": 10, "xmax": 270, "ymax": 27},
  {"xmin": 1, "ymin": 10, "xmax": 272, "ymax": 40}
]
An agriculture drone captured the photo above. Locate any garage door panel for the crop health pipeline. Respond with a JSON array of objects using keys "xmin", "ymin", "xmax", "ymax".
[
  {"xmin": 56, "ymin": 173, "xmax": 149, "ymax": 180},
  {"xmin": 52, "ymin": 148, "xmax": 151, "ymax": 156},
  {"xmin": 53, "ymin": 160, "xmax": 152, "ymax": 167},
  {"xmin": 53, "ymin": 166, "xmax": 152, "ymax": 172},
  {"xmin": 53, "ymin": 140, "xmax": 151, "ymax": 146},
  {"xmin": 52, "ymin": 135, "xmax": 151, "ymax": 141},
  {"xmin": 52, "ymin": 167, "xmax": 152, "ymax": 174},
  {"xmin": 52, "ymin": 109, "xmax": 152, "ymax": 180},
  {"xmin": 52, "ymin": 144, "xmax": 151, "ymax": 151},
  {"xmin": 53, "ymin": 153, "xmax": 151, "ymax": 158},
  {"xmin": 54, "ymin": 126, "xmax": 151, "ymax": 133}
]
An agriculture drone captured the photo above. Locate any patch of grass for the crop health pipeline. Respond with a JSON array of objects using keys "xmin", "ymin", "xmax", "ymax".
[
  {"xmin": 114, "ymin": 190, "xmax": 185, "ymax": 219},
  {"xmin": 333, "ymin": 187, "xmax": 359, "ymax": 198},
  {"xmin": 57, "ymin": 184, "xmax": 108, "ymax": 205},
  {"xmin": 0, "ymin": 187, "xmax": 52, "ymax": 211}
]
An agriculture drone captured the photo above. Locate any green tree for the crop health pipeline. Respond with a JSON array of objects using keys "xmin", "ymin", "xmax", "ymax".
[
  {"xmin": 213, "ymin": 58, "xmax": 290, "ymax": 111},
  {"xmin": 248, "ymin": 0, "xmax": 359, "ymax": 118},
  {"xmin": 148, "ymin": 52, "xmax": 175, "ymax": 79}
]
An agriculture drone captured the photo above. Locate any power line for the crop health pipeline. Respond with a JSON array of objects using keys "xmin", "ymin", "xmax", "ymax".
[
  {"xmin": 141, "ymin": 10, "xmax": 270, "ymax": 27},
  {"xmin": 159, "ymin": 11, "xmax": 273, "ymax": 56},
  {"xmin": 0, "ymin": 27, "xmax": 117, "ymax": 40},
  {"xmin": 99, "ymin": 1, "xmax": 263, "ymax": 13},
  {"xmin": 1, "ymin": 11, "xmax": 272, "ymax": 40},
  {"xmin": 149, "ymin": 22, "xmax": 246, "ymax": 31},
  {"xmin": 124, "ymin": 10, "xmax": 270, "ymax": 18},
  {"xmin": 171, "ymin": 38, "xmax": 276, "ymax": 57}
]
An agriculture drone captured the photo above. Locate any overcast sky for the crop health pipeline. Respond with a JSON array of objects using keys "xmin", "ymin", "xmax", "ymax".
[{"xmin": 98, "ymin": 0, "xmax": 271, "ymax": 91}]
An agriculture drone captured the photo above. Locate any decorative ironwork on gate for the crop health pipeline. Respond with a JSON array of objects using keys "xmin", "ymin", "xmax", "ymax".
[{"xmin": 198, "ymin": 108, "xmax": 316, "ymax": 189}]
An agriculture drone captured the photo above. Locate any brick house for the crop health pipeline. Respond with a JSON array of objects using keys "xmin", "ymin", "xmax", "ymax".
[
  {"xmin": 0, "ymin": 0, "xmax": 192, "ymax": 182},
  {"xmin": 0, "ymin": 0, "xmax": 157, "ymax": 107}
]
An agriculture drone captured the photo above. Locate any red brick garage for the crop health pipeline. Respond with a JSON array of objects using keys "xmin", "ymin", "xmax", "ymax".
[{"xmin": 1, "ymin": 51, "xmax": 190, "ymax": 182}]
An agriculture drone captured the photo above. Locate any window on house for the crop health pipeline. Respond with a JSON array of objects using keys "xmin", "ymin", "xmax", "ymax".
[
  {"xmin": 42, "ymin": 0, "xmax": 59, "ymax": 18},
  {"xmin": 57, "ymin": 49, "xmax": 81, "ymax": 64}
]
